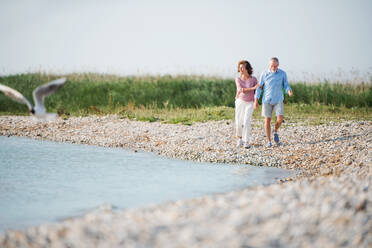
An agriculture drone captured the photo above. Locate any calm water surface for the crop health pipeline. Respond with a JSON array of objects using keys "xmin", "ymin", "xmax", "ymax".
[{"xmin": 0, "ymin": 136, "xmax": 291, "ymax": 232}]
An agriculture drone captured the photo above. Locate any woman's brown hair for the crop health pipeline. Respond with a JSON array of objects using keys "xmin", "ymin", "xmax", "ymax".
[{"xmin": 237, "ymin": 60, "xmax": 253, "ymax": 75}]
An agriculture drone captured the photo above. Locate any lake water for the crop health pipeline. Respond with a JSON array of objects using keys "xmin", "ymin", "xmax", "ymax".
[{"xmin": 0, "ymin": 136, "xmax": 291, "ymax": 232}]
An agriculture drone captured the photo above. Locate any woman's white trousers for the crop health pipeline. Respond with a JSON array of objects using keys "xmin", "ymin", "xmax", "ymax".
[{"xmin": 235, "ymin": 99, "xmax": 254, "ymax": 143}]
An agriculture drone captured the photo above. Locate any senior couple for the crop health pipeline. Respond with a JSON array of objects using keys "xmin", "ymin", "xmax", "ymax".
[{"xmin": 235, "ymin": 57, "xmax": 293, "ymax": 149}]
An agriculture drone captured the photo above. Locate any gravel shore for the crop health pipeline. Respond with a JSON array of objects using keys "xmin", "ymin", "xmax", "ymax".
[{"xmin": 0, "ymin": 115, "xmax": 371, "ymax": 247}]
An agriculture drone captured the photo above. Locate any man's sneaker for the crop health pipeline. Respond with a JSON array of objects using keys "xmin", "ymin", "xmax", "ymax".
[
  {"xmin": 244, "ymin": 143, "xmax": 251, "ymax": 149},
  {"xmin": 237, "ymin": 139, "xmax": 243, "ymax": 148},
  {"xmin": 273, "ymin": 133, "xmax": 280, "ymax": 144},
  {"xmin": 266, "ymin": 142, "xmax": 272, "ymax": 148}
]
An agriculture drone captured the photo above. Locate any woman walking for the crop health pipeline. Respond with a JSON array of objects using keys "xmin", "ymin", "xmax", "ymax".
[{"xmin": 235, "ymin": 60, "xmax": 258, "ymax": 148}]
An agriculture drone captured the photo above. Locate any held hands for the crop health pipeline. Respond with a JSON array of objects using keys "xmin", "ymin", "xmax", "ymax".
[
  {"xmin": 254, "ymin": 99, "xmax": 259, "ymax": 109},
  {"xmin": 288, "ymin": 90, "xmax": 293, "ymax": 97}
]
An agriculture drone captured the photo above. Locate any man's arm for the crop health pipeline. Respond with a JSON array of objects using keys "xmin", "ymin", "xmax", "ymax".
[
  {"xmin": 254, "ymin": 73, "xmax": 265, "ymax": 109},
  {"xmin": 254, "ymin": 72, "xmax": 265, "ymax": 100},
  {"xmin": 283, "ymin": 71, "xmax": 293, "ymax": 96},
  {"xmin": 254, "ymin": 84, "xmax": 262, "ymax": 99}
]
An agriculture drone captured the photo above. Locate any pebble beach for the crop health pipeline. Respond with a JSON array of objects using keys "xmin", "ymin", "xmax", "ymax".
[{"xmin": 0, "ymin": 115, "xmax": 371, "ymax": 247}]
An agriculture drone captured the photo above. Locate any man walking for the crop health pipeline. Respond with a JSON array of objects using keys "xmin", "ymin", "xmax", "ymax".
[{"xmin": 254, "ymin": 57, "xmax": 293, "ymax": 147}]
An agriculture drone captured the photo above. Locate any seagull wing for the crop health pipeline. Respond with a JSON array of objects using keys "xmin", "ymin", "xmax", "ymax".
[
  {"xmin": 33, "ymin": 78, "xmax": 67, "ymax": 111},
  {"xmin": 0, "ymin": 83, "xmax": 33, "ymax": 111}
]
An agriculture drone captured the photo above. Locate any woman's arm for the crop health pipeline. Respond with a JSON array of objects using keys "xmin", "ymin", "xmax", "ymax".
[
  {"xmin": 241, "ymin": 78, "xmax": 259, "ymax": 93},
  {"xmin": 242, "ymin": 87, "xmax": 255, "ymax": 93}
]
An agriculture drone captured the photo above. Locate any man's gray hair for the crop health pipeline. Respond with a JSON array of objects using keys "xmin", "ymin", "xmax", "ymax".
[{"xmin": 270, "ymin": 57, "xmax": 279, "ymax": 63}]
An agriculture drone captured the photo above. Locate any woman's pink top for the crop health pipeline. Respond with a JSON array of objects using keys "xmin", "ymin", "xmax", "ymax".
[{"xmin": 235, "ymin": 76, "xmax": 257, "ymax": 102}]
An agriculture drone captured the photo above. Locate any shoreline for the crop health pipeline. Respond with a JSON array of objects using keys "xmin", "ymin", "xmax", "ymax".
[
  {"xmin": 0, "ymin": 115, "xmax": 370, "ymax": 176},
  {"xmin": 0, "ymin": 115, "xmax": 371, "ymax": 247}
]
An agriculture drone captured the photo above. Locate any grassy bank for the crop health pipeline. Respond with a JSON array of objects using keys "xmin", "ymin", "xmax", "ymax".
[
  {"xmin": 96, "ymin": 104, "xmax": 371, "ymax": 126},
  {"xmin": 0, "ymin": 73, "xmax": 371, "ymax": 124}
]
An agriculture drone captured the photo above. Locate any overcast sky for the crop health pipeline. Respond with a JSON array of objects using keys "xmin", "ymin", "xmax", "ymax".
[{"xmin": 0, "ymin": 0, "xmax": 371, "ymax": 81}]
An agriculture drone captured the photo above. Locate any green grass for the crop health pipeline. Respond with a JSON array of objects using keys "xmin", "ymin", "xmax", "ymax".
[
  {"xmin": 50, "ymin": 103, "xmax": 370, "ymax": 126},
  {"xmin": 0, "ymin": 73, "xmax": 235, "ymax": 113},
  {"xmin": 112, "ymin": 104, "xmax": 371, "ymax": 125},
  {"xmin": 0, "ymin": 73, "xmax": 371, "ymax": 125},
  {"xmin": 287, "ymin": 81, "xmax": 372, "ymax": 107},
  {"xmin": 114, "ymin": 105, "xmax": 235, "ymax": 125}
]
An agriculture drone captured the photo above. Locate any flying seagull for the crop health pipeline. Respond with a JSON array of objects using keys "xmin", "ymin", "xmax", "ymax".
[{"xmin": 0, "ymin": 78, "xmax": 67, "ymax": 120}]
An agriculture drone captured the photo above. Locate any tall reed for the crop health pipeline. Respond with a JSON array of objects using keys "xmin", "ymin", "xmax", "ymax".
[{"xmin": 0, "ymin": 73, "xmax": 371, "ymax": 114}]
